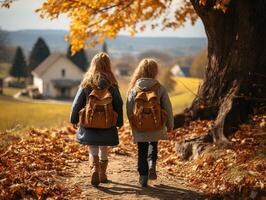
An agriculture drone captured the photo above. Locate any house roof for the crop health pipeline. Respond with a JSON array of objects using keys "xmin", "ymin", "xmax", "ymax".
[
  {"xmin": 32, "ymin": 53, "xmax": 83, "ymax": 77},
  {"xmin": 32, "ymin": 53, "xmax": 62, "ymax": 77}
]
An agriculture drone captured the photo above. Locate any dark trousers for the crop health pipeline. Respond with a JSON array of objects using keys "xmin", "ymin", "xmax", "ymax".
[{"xmin": 137, "ymin": 142, "xmax": 158, "ymax": 176}]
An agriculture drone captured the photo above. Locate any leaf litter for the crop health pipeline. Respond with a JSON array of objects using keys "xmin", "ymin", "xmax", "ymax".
[{"xmin": 0, "ymin": 114, "xmax": 265, "ymax": 199}]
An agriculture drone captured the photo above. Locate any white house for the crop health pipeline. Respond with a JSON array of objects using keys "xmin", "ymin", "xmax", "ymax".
[
  {"xmin": 32, "ymin": 53, "xmax": 84, "ymax": 98},
  {"xmin": 171, "ymin": 64, "xmax": 185, "ymax": 77}
]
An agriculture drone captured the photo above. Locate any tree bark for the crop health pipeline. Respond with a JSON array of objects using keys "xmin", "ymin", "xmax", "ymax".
[
  {"xmin": 176, "ymin": 0, "xmax": 266, "ymax": 159},
  {"xmin": 189, "ymin": 0, "xmax": 266, "ymax": 140}
]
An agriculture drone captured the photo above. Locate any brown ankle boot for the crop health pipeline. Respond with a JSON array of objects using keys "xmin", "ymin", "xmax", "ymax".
[
  {"xmin": 99, "ymin": 160, "xmax": 108, "ymax": 183},
  {"xmin": 90, "ymin": 156, "xmax": 100, "ymax": 186}
]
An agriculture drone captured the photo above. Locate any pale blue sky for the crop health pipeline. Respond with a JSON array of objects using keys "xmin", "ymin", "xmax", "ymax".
[{"xmin": 0, "ymin": 0, "xmax": 206, "ymax": 37}]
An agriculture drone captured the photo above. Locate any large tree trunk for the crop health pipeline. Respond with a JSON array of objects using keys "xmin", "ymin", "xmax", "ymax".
[
  {"xmin": 176, "ymin": 0, "xmax": 266, "ymax": 159},
  {"xmin": 191, "ymin": 0, "xmax": 266, "ymax": 140}
]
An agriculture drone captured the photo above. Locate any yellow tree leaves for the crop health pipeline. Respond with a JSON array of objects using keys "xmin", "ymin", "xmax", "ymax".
[
  {"xmin": 36, "ymin": 0, "xmax": 178, "ymax": 53},
  {"xmin": 34, "ymin": 0, "xmax": 162, "ymax": 53},
  {"xmin": 0, "ymin": 0, "xmax": 232, "ymax": 53},
  {"xmin": 0, "ymin": 0, "xmax": 12, "ymax": 8},
  {"xmin": 213, "ymin": 0, "xmax": 231, "ymax": 12}
]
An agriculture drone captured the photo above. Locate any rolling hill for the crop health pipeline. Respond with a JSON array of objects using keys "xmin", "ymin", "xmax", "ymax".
[{"xmin": 6, "ymin": 29, "xmax": 207, "ymax": 57}]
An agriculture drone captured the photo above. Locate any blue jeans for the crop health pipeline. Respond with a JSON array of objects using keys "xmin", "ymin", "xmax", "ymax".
[{"xmin": 137, "ymin": 142, "xmax": 158, "ymax": 176}]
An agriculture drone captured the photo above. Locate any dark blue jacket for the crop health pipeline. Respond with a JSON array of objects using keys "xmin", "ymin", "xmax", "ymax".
[{"xmin": 70, "ymin": 84, "xmax": 123, "ymax": 146}]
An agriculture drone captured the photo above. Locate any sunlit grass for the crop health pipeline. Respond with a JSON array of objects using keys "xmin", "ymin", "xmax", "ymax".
[
  {"xmin": 0, "ymin": 62, "xmax": 11, "ymax": 79},
  {"xmin": 173, "ymin": 77, "xmax": 202, "ymax": 95},
  {"xmin": 2, "ymin": 87, "xmax": 21, "ymax": 96},
  {"xmin": 170, "ymin": 77, "xmax": 201, "ymax": 114},
  {"xmin": 170, "ymin": 92, "xmax": 197, "ymax": 114},
  {"xmin": 0, "ymin": 99, "xmax": 71, "ymax": 131},
  {"xmin": 0, "ymin": 77, "xmax": 201, "ymax": 131}
]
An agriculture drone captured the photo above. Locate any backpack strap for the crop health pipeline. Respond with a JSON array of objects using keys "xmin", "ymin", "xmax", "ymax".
[
  {"xmin": 134, "ymin": 85, "xmax": 142, "ymax": 93},
  {"xmin": 150, "ymin": 82, "xmax": 160, "ymax": 92},
  {"xmin": 83, "ymin": 87, "xmax": 92, "ymax": 105}
]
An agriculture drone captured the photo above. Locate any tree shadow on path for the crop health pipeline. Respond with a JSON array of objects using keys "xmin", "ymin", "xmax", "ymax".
[{"xmin": 97, "ymin": 180, "xmax": 207, "ymax": 200}]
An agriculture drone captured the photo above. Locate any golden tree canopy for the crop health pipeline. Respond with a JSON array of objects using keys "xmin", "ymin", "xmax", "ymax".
[{"xmin": 1, "ymin": 0, "xmax": 231, "ymax": 53}]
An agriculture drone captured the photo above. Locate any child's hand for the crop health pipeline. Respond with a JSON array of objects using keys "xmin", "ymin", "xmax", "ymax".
[{"xmin": 73, "ymin": 124, "xmax": 78, "ymax": 129}]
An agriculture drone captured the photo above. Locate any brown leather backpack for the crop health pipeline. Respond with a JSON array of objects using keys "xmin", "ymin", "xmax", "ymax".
[
  {"xmin": 130, "ymin": 82, "xmax": 167, "ymax": 132},
  {"xmin": 79, "ymin": 86, "xmax": 118, "ymax": 129}
]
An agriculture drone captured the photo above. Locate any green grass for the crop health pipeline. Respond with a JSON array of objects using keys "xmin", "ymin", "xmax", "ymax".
[
  {"xmin": 2, "ymin": 87, "xmax": 21, "ymax": 96},
  {"xmin": 0, "ymin": 62, "xmax": 11, "ymax": 78},
  {"xmin": 0, "ymin": 99, "xmax": 71, "ymax": 131}
]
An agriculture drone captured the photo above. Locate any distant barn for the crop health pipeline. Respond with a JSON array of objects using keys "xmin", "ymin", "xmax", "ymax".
[
  {"xmin": 171, "ymin": 64, "xmax": 191, "ymax": 77},
  {"xmin": 171, "ymin": 64, "xmax": 185, "ymax": 77},
  {"xmin": 32, "ymin": 53, "xmax": 83, "ymax": 98}
]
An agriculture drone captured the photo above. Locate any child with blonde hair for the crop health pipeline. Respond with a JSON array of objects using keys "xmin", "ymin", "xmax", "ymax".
[
  {"xmin": 70, "ymin": 52, "xmax": 123, "ymax": 186},
  {"xmin": 127, "ymin": 58, "xmax": 173, "ymax": 187}
]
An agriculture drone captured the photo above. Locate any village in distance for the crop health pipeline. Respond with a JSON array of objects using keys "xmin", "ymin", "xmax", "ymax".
[
  {"xmin": 0, "ymin": 28, "xmax": 206, "ymax": 130},
  {"xmin": 0, "ymin": 29, "xmax": 206, "ymax": 100}
]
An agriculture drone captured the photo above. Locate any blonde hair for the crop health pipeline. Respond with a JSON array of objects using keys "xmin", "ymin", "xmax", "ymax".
[
  {"xmin": 80, "ymin": 52, "xmax": 118, "ymax": 88},
  {"xmin": 128, "ymin": 58, "xmax": 159, "ymax": 92}
]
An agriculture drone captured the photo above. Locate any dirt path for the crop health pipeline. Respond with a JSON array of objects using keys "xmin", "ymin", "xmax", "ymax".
[{"xmin": 63, "ymin": 154, "xmax": 206, "ymax": 200}]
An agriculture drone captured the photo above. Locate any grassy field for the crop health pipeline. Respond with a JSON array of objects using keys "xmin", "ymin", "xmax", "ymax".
[
  {"xmin": 173, "ymin": 77, "xmax": 202, "ymax": 95},
  {"xmin": 0, "ymin": 76, "xmax": 201, "ymax": 131},
  {"xmin": 117, "ymin": 76, "xmax": 131, "ymax": 101},
  {"xmin": 0, "ymin": 99, "xmax": 71, "ymax": 131},
  {"xmin": 2, "ymin": 87, "xmax": 21, "ymax": 96},
  {"xmin": 0, "ymin": 63, "xmax": 11, "ymax": 78},
  {"xmin": 170, "ymin": 77, "xmax": 202, "ymax": 113}
]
